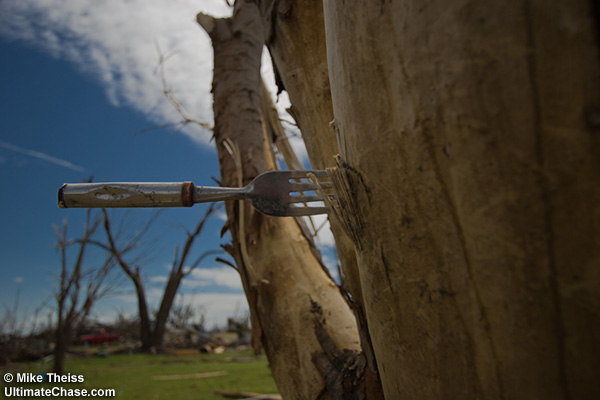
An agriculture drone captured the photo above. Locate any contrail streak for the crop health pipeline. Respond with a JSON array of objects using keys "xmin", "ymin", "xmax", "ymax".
[{"xmin": 0, "ymin": 140, "xmax": 87, "ymax": 172}]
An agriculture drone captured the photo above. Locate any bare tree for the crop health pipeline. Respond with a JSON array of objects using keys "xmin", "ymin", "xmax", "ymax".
[
  {"xmin": 99, "ymin": 204, "xmax": 221, "ymax": 351},
  {"xmin": 197, "ymin": 3, "xmax": 363, "ymax": 398},
  {"xmin": 52, "ymin": 210, "xmax": 115, "ymax": 374},
  {"xmin": 192, "ymin": 0, "xmax": 600, "ymax": 398}
]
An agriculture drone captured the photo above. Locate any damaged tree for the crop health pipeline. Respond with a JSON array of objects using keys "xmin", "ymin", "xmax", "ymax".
[
  {"xmin": 322, "ymin": 1, "xmax": 600, "ymax": 399},
  {"xmin": 53, "ymin": 210, "xmax": 114, "ymax": 374},
  {"xmin": 99, "ymin": 205, "xmax": 219, "ymax": 351},
  {"xmin": 264, "ymin": 2, "xmax": 384, "ymax": 397},
  {"xmin": 197, "ymin": 0, "xmax": 600, "ymax": 399},
  {"xmin": 197, "ymin": 2, "xmax": 363, "ymax": 398}
]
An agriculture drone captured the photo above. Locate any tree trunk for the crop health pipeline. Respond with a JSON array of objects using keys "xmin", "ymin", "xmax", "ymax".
[
  {"xmin": 198, "ymin": 1, "xmax": 363, "ymax": 398},
  {"xmin": 324, "ymin": 0, "xmax": 600, "ymax": 399},
  {"xmin": 53, "ymin": 313, "xmax": 75, "ymax": 374},
  {"xmin": 53, "ymin": 315, "xmax": 67, "ymax": 374},
  {"xmin": 266, "ymin": 2, "xmax": 383, "ymax": 397},
  {"xmin": 151, "ymin": 271, "xmax": 183, "ymax": 348},
  {"xmin": 131, "ymin": 272, "xmax": 152, "ymax": 351}
]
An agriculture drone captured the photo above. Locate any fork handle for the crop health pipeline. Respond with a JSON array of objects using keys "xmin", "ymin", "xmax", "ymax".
[{"xmin": 58, "ymin": 182, "xmax": 248, "ymax": 208}]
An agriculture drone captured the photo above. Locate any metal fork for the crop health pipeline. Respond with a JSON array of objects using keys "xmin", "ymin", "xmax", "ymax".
[{"xmin": 58, "ymin": 170, "xmax": 332, "ymax": 217}]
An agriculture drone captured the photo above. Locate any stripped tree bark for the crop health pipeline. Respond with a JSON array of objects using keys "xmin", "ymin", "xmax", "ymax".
[
  {"xmin": 193, "ymin": 0, "xmax": 599, "ymax": 398},
  {"xmin": 265, "ymin": 2, "xmax": 384, "ymax": 397},
  {"xmin": 197, "ymin": 1, "xmax": 363, "ymax": 398},
  {"xmin": 322, "ymin": 0, "xmax": 600, "ymax": 399}
]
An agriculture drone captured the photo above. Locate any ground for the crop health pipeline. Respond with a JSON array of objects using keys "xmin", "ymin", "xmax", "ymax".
[{"xmin": 1, "ymin": 348, "xmax": 278, "ymax": 399}]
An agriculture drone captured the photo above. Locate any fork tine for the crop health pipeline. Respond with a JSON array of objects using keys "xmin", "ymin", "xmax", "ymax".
[
  {"xmin": 286, "ymin": 206, "xmax": 331, "ymax": 216},
  {"xmin": 289, "ymin": 182, "xmax": 319, "ymax": 191},
  {"xmin": 290, "ymin": 195, "xmax": 323, "ymax": 203}
]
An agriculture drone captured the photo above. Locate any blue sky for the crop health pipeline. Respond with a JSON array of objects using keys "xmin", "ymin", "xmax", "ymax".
[{"xmin": 0, "ymin": 1, "xmax": 337, "ymax": 330}]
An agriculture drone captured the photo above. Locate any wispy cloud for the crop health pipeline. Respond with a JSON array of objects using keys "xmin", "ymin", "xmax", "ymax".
[
  {"xmin": 185, "ymin": 266, "xmax": 242, "ymax": 290},
  {"xmin": 0, "ymin": 1, "xmax": 306, "ymax": 159},
  {"xmin": 148, "ymin": 275, "xmax": 168, "ymax": 284},
  {"xmin": 0, "ymin": 0, "xmax": 231, "ymax": 146},
  {"xmin": 181, "ymin": 292, "xmax": 248, "ymax": 327},
  {"xmin": 101, "ymin": 290, "xmax": 248, "ymax": 328},
  {"xmin": 0, "ymin": 140, "xmax": 87, "ymax": 172},
  {"xmin": 148, "ymin": 265, "xmax": 242, "ymax": 291}
]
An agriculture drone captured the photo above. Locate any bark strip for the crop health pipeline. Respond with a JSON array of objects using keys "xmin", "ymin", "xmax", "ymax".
[
  {"xmin": 324, "ymin": 0, "xmax": 600, "ymax": 398},
  {"xmin": 198, "ymin": 2, "xmax": 361, "ymax": 398}
]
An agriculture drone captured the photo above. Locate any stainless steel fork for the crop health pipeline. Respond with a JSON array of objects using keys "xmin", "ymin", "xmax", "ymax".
[{"xmin": 58, "ymin": 170, "xmax": 332, "ymax": 217}]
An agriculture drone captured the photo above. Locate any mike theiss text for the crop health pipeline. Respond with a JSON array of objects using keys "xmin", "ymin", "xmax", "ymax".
[{"xmin": 17, "ymin": 373, "xmax": 84, "ymax": 383}]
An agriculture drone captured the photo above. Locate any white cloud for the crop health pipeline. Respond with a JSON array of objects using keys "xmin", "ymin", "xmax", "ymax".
[
  {"xmin": 185, "ymin": 266, "xmax": 242, "ymax": 290},
  {"xmin": 0, "ymin": 0, "xmax": 313, "ymax": 164},
  {"xmin": 74, "ymin": 256, "xmax": 246, "ymax": 328},
  {"xmin": 180, "ymin": 292, "xmax": 248, "ymax": 328},
  {"xmin": 148, "ymin": 275, "xmax": 168, "ymax": 284},
  {"xmin": 215, "ymin": 209, "xmax": 228, "ymax": 221},
  {"xmin": 0, "ymin": 0, "xmax": 232, "ymax": 145},
  {"xmin": 0, "ymin": 140, "xmax": 87, "ymax": 172},
  {"xmin": 96, "ymin": 290, "xmax": 248, "ymax": 328},
  {"xmin": 112, "ymin": 290, "xmax": 138, "ymax": 305},
  {"xmin": 112, "ymin": 285, "xmax": 171, "ymax": 309},
  {"xmin": 148, "ymin": 264, "xmax": 242, "ymax": 291},
  {"xmin": 306, "ymin": 214, "xmax": 336, "ymax": 248}
]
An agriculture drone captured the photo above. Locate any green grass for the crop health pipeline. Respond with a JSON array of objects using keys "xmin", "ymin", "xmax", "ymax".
[{"xmin": 1, "ymin": 349, "xmax": 279, "ymax": 399}]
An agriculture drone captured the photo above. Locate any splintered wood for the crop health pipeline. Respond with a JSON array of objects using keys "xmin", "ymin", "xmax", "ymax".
[{"xmin": 323, "ymin": 156, "xmax": 367, "ymax": 249}]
